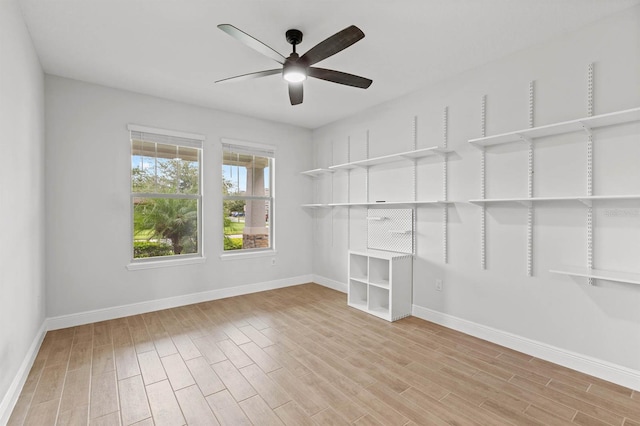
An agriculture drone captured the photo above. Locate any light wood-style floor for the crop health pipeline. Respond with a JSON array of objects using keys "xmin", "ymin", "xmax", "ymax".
[{"xmin": 8, "ymin": 283, "xmax": 640, "ymax": 426}]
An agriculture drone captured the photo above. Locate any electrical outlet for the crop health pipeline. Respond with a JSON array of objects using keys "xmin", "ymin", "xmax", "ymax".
[
  {"xmin": 436, "ymin": 279, "xmax": 443, "ymax": 291},
  {"xmin": 271, "ymin": 258, "xmax": 276, "ymax": 266}
]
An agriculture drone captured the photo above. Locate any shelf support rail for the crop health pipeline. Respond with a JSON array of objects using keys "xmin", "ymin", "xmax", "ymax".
[
  {"xmin": 347, "ymin": 136, "xmax": 351, "ymax": 250},
  {"xmin": 443, "ymin": 107, "xmax": 449, "ymax": 264},
  {"xmin": 365, "ymin": 130, "xmax": 370, "ymax": 204},
  {"xmin": 412, "ymin": 115, "xmax": 418, "ymax": 255},
  {"xmin": 527, "ymin": 80, "xmax": 535, "ymax": 276},
  {"xmin": 586, "ymin": 63, "xmax": 594, "ymax": 285},
  {"xmin": 480, "ymin": 95, "xmax": 487, "ymax": 269}
]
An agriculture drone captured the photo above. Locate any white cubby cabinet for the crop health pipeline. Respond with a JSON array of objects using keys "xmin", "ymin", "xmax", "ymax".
[{"xmin": 348, "ymin": 250, "xmax": 413, "ymax": 321}]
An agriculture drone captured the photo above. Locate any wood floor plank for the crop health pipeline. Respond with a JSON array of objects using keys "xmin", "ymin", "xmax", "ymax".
[
  {"xmin": 510, "ymin": 374, "xmax": 626, "ymax": 425},
  {"xmin": 268, "ymin": 369, "xmax": 328, "ymax": 416},
  {"xmin": 137, "ymin": 350, "xmax": 167, "ymax": 385},
  {"xmin": 90, "ymin": 411, "xmax": 122, "ymax": 426},
  {"xmin": 175, "ymin": 384, "xmax": 220, "ymax": 426},
  {"xmin": 366, "ymin": 381, "xmax": 451, "ymax": 426},
  {"xmin": 170, "ymin": 332, "xmax": 202, "ymax": 361},
  {"xmin": 239, "ymin": 324, "xmax": 274, "ymax": 348},
  {"xmin": 240, "ymin": 363, "xmax": 291, "ymax": 409},
  {"xmin": 161, "ymin": 352, "xmax": 195, "ymax": 391},
  {"xmin": 56, "ymin": 404, "xmax": 89, "ymax": 426},
  {"xmin": 312, "ymin": 407, "xmax": 351, "ymax": 425},
  {"xmin": 239, "ymin": 341, "xmax": 281, "ymax": 373},
  {"xmin": 31, "ymin": 362, "xmax": 67, "ymax": 405},
  {"xmin": 90, "ymin": 370, "xmax": 119, "ymax": 419},
  {"xmin": 473, "ymin": 370, "xmax": 577, "ymax": 420},
  {"xmin": 206, "ymin": 389, "xmax": 252, "ymax": 426},
  {"xmin": 186, "ymin": 356, "xmax": 226, "ymax": 396},
  {"xmin": 118, "ymin": 375, "xmax": 151, "ymax": 425},
  {"xmin": 400, "ymin": 386, "xmax": 485, "ymax": 426},
  {"xmin": 59, "ymin": 367, "xmax": 91, "ymax": 414},
  {"xmin": 439, "ymin": 393, "xmax": 513, "ymax": 426},
  {"xmin": 217, "ymin": 339, "xmax": 253, "ymax": 369},
  {"xmin": 263, "ymin": 344, "xmax": 310, "ymax": 377},
  {"xmin": 524, "ymin": 404, "xmax": 576, "ymax": 425},
  {"xmin": 114, "ymin": 344, "xmax": 141, "ymax": 380},
  {"xmin": 22, "ymin": 399, "xmax": 59, "ymax": 426},
  {"xmin": 238, "ymin": 395, "xmax": 285, "ymax": 425},
  {"xmin": 211, "ymin": 359, "xmax": 257, "ymax": 402},
  {"xmin": 192, "ymin": 335, "xmax": 228, "ymax": 364},
  {"xmin": 68, "ymin": 339, "xmax": 93, "ymax": 371},
  {"xmin": 273, "ymin": 401, "xmax": 315, "ymax": 426},
  {"xmin": 92, "ymin": 344, "xmax": 115, "ymax": 377},
  {"xmin": 152, "ymin": 331, "xmax": 179, "ymax": 358},
  {"xmin": 145, "ymin": 380, "xmax": 185, "ymax": 426}
]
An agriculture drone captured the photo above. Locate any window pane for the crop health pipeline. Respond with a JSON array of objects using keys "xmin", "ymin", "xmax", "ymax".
[
  {"xmin": 223, "ymin": 199, "xmax": 269, "ymax": 251},
  {"xmin": 133, "ymin": 197, "xmax": 198, "ymax": 258},
  {"xmin": 223, "ymin": 200, "xmax": 244, "ymax": 251},
  {"xmin": 132, "ymin": 142, "xmax": 200, "ymax": 195},
  {"xmin": 222, "ymin": 152, "xmax": 270, "ymax": 196},
  {"xmin": 132, "ymin": 140, "xmax": 156, "ymax": 192}
]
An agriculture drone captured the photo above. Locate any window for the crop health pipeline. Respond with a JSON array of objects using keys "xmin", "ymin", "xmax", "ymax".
[
  {"xmin": 129, "ymin": 125, "xmax": 203, "ymax": 262},
  {"xmin": 222, "ymin": 139, "xmax": 275, "ymax": 253}
]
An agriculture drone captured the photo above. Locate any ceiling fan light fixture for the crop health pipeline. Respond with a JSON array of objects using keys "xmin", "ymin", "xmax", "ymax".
[{"xmin": 283, "ymin": 61, "xmax": 307, "ymax": 83}]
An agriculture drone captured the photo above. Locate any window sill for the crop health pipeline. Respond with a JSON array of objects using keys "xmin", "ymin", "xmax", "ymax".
[
  {"xmin": 127, "ymin": 256, "xmax": 206, "ymax": 270},
  {"xmin": 220, "ymin": 249, "xmax": 277, "ymax": 261}
]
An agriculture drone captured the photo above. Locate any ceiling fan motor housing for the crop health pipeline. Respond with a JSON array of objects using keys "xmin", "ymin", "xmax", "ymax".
[{"xmin": 285, "ymin": 29, "xmax": 303, "ymax": 46}]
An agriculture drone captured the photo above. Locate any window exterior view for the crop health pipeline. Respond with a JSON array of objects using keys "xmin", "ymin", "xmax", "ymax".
[
  {"xmin": 130, "ymin": 127, "xmax": 203, "ymax": 260},
  {"xmin": 222, "ymin": 140, "xmax": 274, "ymax": 252}
]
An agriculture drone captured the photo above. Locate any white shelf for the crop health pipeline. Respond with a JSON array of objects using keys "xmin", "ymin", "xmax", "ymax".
[
  {"xmin": 469, "ymin": 194, "xmax": 640, "ymax": 206},
  {"xmin": 328, "ymin": 200, "xmax": 453, "ymax": 207},
  {"xmin": 469, "ymin": 106, "xmax": 640, "ymax": 147},
  {"xmin": 301, "ymin": 203, "xmax": 330, "ymax": 208},
  {"xmin": 330, "ymin": 146, "xmax": 451, "ymax": 171},
  {"xmin": 369, "ymin": 279, "xmax": 390, "ymax": 289},
  {"xmin": 550, "ymin": 266, "xmax": 640, "ymax": 285},
  {"xmin": 300, "ymin": 168, "xmax": 334, "ymax": 177}
]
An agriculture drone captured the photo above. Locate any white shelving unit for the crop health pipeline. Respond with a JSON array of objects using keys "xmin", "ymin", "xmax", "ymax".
[
  {"xmin": 469, "ymin": 66, "xmax": 640, "ymax": 284},
  {"xmin": 348, "ymin": 250, "xmax": 413, "ymax": 321},
  {"xmin": 329, "ymin": 146, "xmax": 450, "ymax": 171}
]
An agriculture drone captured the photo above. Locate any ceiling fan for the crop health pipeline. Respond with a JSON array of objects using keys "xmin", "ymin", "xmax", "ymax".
[{"xmin": 216, "ymin": 24, "xmax": 373, "ymax": 105}]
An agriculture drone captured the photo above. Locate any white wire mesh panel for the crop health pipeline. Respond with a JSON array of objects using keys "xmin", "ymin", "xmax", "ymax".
[{"xmin": 367, "ymin": 208, "xmax": 413, "ymax": 254}]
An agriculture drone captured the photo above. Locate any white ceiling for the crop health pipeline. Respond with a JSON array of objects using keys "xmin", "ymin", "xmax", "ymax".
[{"xmin": 19, "ymin": 0, "xmax": 640, "ymax": 129}]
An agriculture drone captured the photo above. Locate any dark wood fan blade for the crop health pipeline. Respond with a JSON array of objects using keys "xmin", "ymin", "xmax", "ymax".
[
  {"xmin": 308, "ymin": 67, "xmax": 372, "ymax": 89},
  {"xmin": 289, "ymin": 83, "xmax": 303, "ymax": 105},
  {"xmin": 218, "ymin": 24, "xmax": 286, "ymax": 64},
  {"xmin": 215, "ymin": 69, "xmax": 282, "ymax": 84},
  {"xmin": 300, "ymin": 25, "xmax": 364, "ymax": 66}
]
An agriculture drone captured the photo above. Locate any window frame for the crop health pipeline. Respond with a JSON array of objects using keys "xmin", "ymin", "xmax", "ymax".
[
  {"xmin": 221, "ymin": 138, "xmax": 276, "ymax": 257},
  {"xmin": 127, "ymin": 124, "xmax": 205, "ymax": 268}
]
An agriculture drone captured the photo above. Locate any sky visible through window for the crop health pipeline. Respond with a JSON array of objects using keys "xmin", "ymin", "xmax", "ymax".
[{"xmin": 222, "ymin": 164, "xmax": 270, "ymax": 194}]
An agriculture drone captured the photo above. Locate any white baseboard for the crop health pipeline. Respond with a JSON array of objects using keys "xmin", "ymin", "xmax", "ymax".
[
  {"xmin": 312, "ymin": 275, "xmax": 347, "ymax": 293},
  {"xmin": 47, "ymin": 274, "xmax": 313, "ymax": 330},
  {"xmin": 0, "ymin": 321, "xmax": 47, "ymax": 426},
  {"xmin": 412, "ymin": 304, "xmax": 640, "ymax": 392}
]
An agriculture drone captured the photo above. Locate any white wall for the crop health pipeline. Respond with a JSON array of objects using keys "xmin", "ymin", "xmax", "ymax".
[
  {"xmin": 0, "ymin": 0, "xmax": 46, "ymax": 420},
  {"xmin": 45, "ymin": 76, "xmax": 314, "ymax": 319},
  {"xmin": 312, "ymin": 6, "xmax": 640, "ymax": 381}
]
